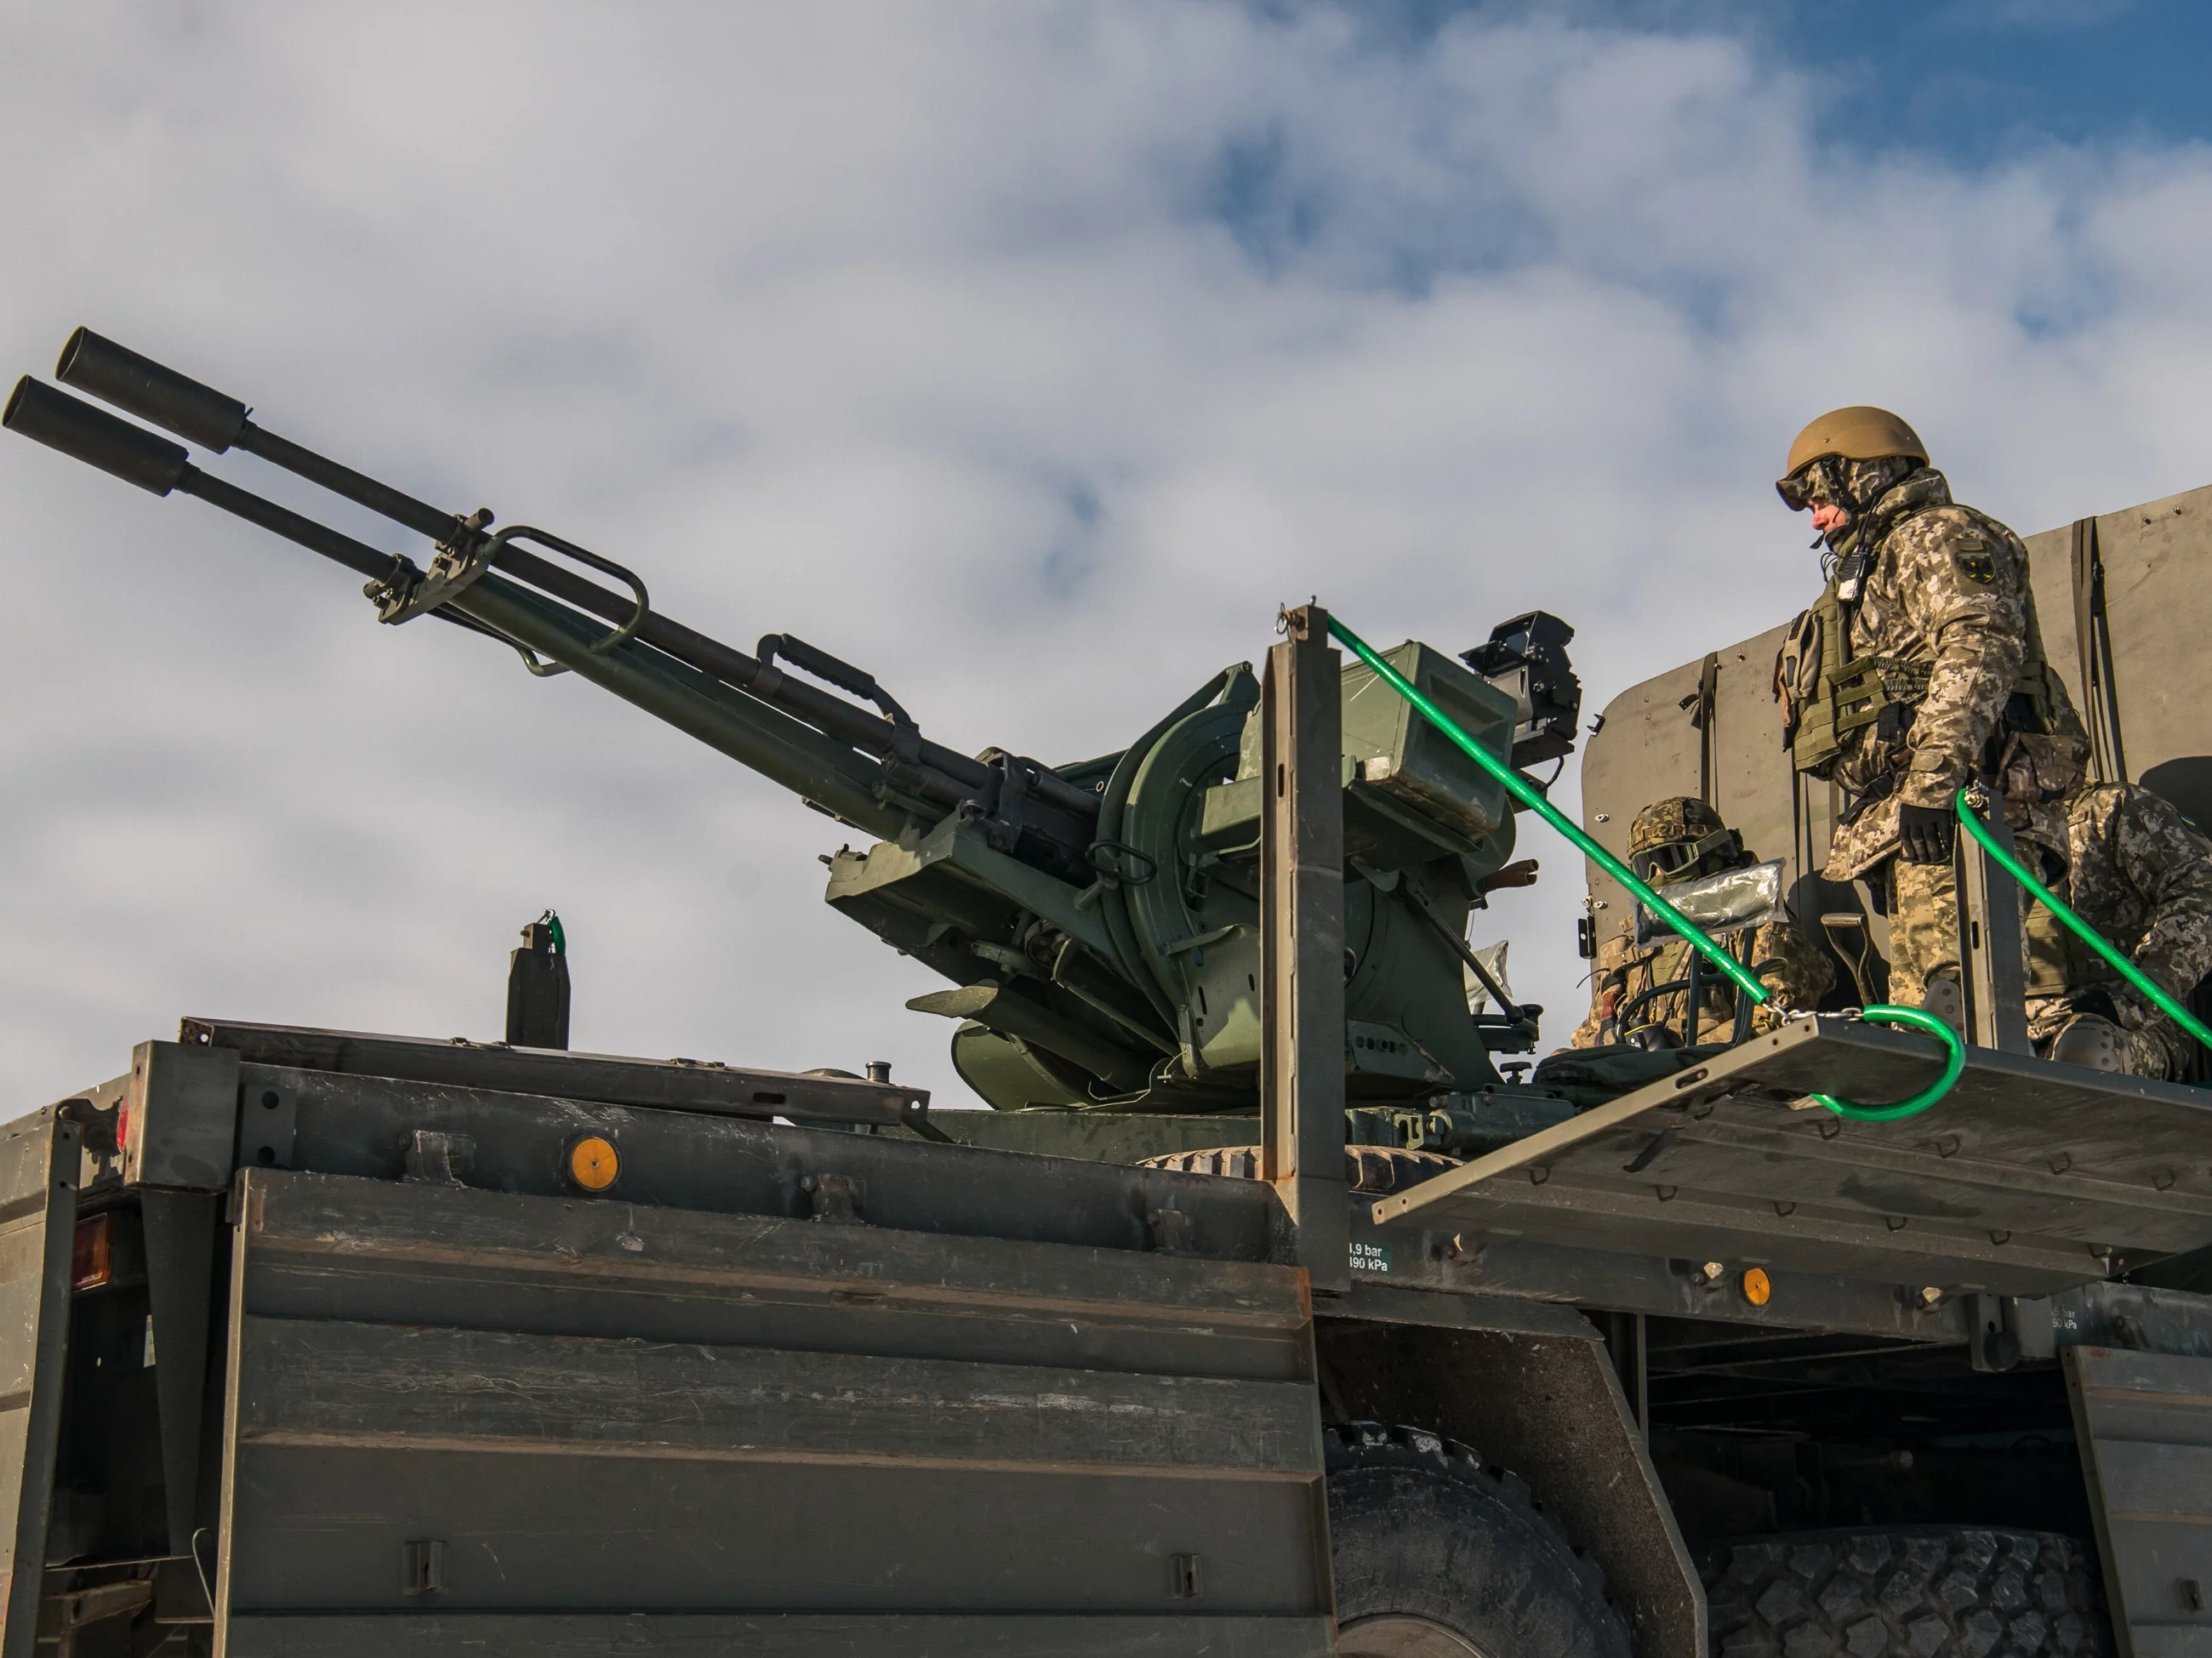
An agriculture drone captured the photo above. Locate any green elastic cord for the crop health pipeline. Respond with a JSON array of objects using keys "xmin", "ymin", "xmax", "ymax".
[
  {"xmin": 541, "ymin": 909, "xmax": 567, "ymax": 956},
  {"xmin": 1804, "ymin": 1005, "xmax": 1965, "ymax": 1122},
  {"xmin": 1956, "ymin": 789, "xmax": 2212, "ymax": 1054},
  {"xmin": 1329, "ymin": 612, "xmax": 1966, "ymax": 1124},
  {"xmin": 1325, "ymin": 616, "xmax": 1770, "ymax": 1006}
]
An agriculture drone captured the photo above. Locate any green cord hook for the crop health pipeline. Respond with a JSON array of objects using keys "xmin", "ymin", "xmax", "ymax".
[{"xmin": 1804, "ymin": 1004, "xmax": 1965, "ymax": 1121}]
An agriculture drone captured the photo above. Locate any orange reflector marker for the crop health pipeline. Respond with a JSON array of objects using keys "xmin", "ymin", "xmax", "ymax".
[
  {"xmin": 1742, "ymin": 1267, "xmax": 1772, "ymax": 1308},
  {"xmin": 73, "ymin": 1214, "xmax": 113, "ymax": 1291},
  {"xmin": 566, "ymin": 1135, "xmax": 620, "ymax": 1193}
]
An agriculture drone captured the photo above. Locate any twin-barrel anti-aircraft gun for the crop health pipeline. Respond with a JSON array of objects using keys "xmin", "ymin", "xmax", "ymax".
[{"xmin": 5, "ymin": 331, "xmax": 1584, "ymax": 1121}]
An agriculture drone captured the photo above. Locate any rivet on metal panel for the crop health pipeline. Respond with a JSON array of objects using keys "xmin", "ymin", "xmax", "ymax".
[
  {"xmin": 1528, "ymin": 1165, "xmax": 1551, "ymax": 1186},
  {"xmin": 2050, "ymin": 1152, "xmax": 2072, "ymax": 1175},
  {"xmin": 1774, "ymin": 1200, "xmax": 1796, "ymax": 1217},
  {"xmin": 1937, "ymin": 1135, "xmax": 1961, "ymax": 1158},
  {"xmin": 1990, "ymin": 1229, "xmax": 2011, "ymax": 1246},
  {"xmin": 1818, "ymin": 1119, "xmax": 1842, "ymax": 1140},
  {"xmin": 2154, "ymin": 1170, "xmax": 2177, "ymax": 1191},
  {"xmin": 1918, "ymin": 1286, "xmax": 1943, "ymax": 1308},
  {"xmin": 1654, "ymin": 1185, "xmax": 1677, "ymax": 1202}
]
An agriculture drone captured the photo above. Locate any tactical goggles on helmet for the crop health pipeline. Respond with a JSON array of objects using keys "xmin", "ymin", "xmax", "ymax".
[
  {"xmin": 1630, "ymin": 826, "xmax": 1744, "ymax": 885},
  {"xmin": 1775, "ymin": 459, "xmax": 1834, "ymax": 512}
]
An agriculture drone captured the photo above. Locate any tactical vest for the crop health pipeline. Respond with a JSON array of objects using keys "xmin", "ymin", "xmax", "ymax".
[{"xmin": 1776, "ymin": 510, "xmax": 2061, "ymax": 778}]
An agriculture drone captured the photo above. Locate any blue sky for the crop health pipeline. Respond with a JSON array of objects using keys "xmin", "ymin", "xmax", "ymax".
[
  {"xmin": 1378, "ymin": 0, "xmax": 2212, "ymax": 159},
  {"xmin": 2, "ymin": 2, "xmax": 2209, "ymax": 1102}
]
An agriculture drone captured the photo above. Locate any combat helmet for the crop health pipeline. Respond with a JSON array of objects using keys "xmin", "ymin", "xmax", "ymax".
[
  {"xmin": 1628, "ymin": 796, "xmax": 1746, "ymax": 886},
  {"xmin": 1776, "ymin": 407, "xmax": 1927, "ymax": 510}
]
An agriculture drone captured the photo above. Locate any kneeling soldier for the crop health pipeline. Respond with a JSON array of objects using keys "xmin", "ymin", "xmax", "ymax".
[{"xmin": 1998, "ymin": 735, "xmax": 2212, "ymax": 1079}]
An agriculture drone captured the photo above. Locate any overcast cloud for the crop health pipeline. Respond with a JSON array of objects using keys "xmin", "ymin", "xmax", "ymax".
[{"xmin": 2, "ymin": 2, "xmax": 2209, "ymax": 1106}]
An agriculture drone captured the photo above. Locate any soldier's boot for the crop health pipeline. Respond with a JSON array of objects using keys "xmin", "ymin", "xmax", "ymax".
[{"xmin": 1919, "ymin": 974, "xmax": 1965, "ymax": 1034}]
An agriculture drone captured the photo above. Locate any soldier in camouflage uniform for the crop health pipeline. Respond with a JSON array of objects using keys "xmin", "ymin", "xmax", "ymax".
[
  {"xmin": 1997, "ymin": 734, "xmax": 2212, "ymax": 1079},
  {"xmin": 1571, "ymin": 797, "xmax": 1833, "ymax": 1049},
  {"xmin": 1774, "ymin": 407, "xmax": 2082, "ymax": 1019}
]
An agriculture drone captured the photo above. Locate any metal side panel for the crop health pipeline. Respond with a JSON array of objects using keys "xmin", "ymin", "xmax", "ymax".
[
  {"xmin": 2067, "ymin": 1346, "xmax": 2212, "ymax": 1658},
  {"xmin": 1377, "ymin": 1017, "xmax": 2212, "ymax": 1296},
  {"xmin": 222, "ymin": 1611, "xmax": 1333, "ymax": 1655},
  {"xmin": 0, "ymin": 1110, "xmax": 78, "ymax": 1658},
  {"xmin": 210, "ymin": 1170, "xmax": 1333, "ymax": 1652}
]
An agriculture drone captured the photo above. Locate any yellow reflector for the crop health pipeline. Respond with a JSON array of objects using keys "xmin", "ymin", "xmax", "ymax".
[
  {"xmin": 1742, "ymin": 1267, "xmax": 1772, "ymax": 1308},
  {"xmin": 567, "ymin": 1135, "xmax": 619, "ymax": 1192}
]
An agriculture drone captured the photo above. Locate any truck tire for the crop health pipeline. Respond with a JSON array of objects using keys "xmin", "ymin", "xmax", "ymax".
[
  {"xmin": 1701, "ymin": 1529, "xmax": 2111, "ymax": 1657},
  {"xmin": 1328, "ymin": 1422, "xmax": 1632, "ymax": 1658}
]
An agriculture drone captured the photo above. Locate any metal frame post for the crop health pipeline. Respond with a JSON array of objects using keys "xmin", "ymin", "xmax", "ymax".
[
  {"xmin": 1958, "ymin": 802, "xmax": 2032, "ymax": 1054},
  {"xmin": 1261, "ymin": 604, "xmax": 1350, "ymax": 1293}
]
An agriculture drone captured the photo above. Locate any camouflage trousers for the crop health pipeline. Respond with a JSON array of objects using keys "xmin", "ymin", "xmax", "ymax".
[{"xmin": 1883, "ymin": 857, "xmax": 1959, "ymax": 1009}]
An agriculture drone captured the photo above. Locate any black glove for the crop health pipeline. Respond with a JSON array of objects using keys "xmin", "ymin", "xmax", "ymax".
[
  {"xmin": 2064, "ymin": 983, "xmax": 2119, "ymax": 1023},
  {"xmin": 1897, "ymin": 801, "xmax": 1957, "ymax": 864}
]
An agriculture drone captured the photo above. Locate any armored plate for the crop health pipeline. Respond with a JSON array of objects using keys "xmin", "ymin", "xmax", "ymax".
[{"xmin": 1372, "ymin": 1016, "xmax": 2212, "ymax": 1297}]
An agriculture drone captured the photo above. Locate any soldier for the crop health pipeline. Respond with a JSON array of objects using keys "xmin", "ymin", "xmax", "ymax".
[
  {"xmin": 1997, "ymin": 734, "xmax": 2212, "ymax": 1078},
  {"xmin": 1774, "ymin": 407, "xmax": 2081, "ymax": 1022},
  {"xmin": 1572, "ymin": 797, "xmax": 1833, "ymax": 1049}
]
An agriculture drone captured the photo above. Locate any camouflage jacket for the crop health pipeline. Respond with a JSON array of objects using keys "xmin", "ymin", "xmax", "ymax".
[
  {"xmin": 1570, "ymin": 914, "xmax": 1834, "ymax": 1049},
  {"xmin": 2012, "ymin": 779, "xmax": 2212, "ymax": 1067},
  {"xmin": 1819, "ymin": 469, "xmax": 2074, "ymax": 882}
]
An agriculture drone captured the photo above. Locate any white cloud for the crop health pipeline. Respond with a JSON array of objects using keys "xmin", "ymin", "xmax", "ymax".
[{"xmin": 0, "ymin": 1, "xmax": 2207, "ymax": 1105}]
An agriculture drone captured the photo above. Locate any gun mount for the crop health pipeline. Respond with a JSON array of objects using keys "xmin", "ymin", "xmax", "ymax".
[{"xmin": 5, "ymin": 331, "xmax": 1580, "ymax": 1113}]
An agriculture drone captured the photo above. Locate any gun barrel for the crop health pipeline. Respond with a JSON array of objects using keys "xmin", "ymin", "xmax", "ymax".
[
  {"xmin": 60, "ymin": 328, "xmax": 471, "ymax": 547},
  {"xmin": 4, "ymin": 378, "xmax": 409, "ymax": 584},
  {"xmin": 181, "ymin": 468, "xmax": 411, "ymax": 584},
  {"xmin": 5, "ymin": 376, "xmax": 192, "ymax": 495},
  {"xmin": 19, "ymin": 332, "xmax": 1099, "ymax": 864},
  {"xmin": 58, "ymin": 328, "xmax": 249, "ymax": 453}
]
